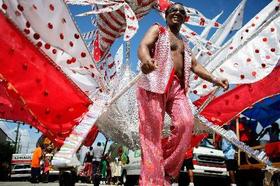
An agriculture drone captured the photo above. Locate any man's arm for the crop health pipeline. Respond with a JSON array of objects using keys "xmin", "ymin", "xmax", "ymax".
[
  {"xmin": 191, "ymin": 55, "xmax": 229, "ymax": 90},
  {"xmin": 138, "ymin": 25, "xmax": 159, "ymax": 74}
]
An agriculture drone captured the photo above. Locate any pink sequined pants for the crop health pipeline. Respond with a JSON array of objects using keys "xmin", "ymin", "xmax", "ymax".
[{"xmin": 137, "ymin": 78, "xmax": 194, "ymax": 186}]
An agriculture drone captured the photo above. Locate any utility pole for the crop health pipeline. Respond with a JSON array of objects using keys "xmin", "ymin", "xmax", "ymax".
[{"xmin": 14, "ymin": 122, "xmax": 20, "ymax": 153}]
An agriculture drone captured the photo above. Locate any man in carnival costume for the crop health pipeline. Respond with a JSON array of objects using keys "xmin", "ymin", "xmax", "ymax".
[{"xmin": 137, "ymin": 2, "xmax": 229, "ymax": 185}]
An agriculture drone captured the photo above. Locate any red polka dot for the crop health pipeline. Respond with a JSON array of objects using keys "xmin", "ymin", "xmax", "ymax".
[
  {"xmin": 251, "ymin": 71, "xmax": 257, "ymax": 77},
  {"xmin": 91, "ymin": 73, "xmax": 95, "ymax": 78},
  {"xmin": 262, "ymin": 37, "xmax": 268, "ymax": 42},
  {"xmin": 2, "ymin": 4, "xmax": 8, "ymax": 10},
  {"xmin": 240, "ymin": 74, "xmax": 245, "ymax": 79},
  {"xmin": 17, "ymin": 4, "xmax": 24, "ymax": 12},
  {"xmin": 194, "ymin": 75, "xmax": 198, "ymax": 80},
  {"xmin": 90, "ymin": 64, "xmax": 94, "ymax": 68},
  {"xmin": 74, "ymin": 33, "xmax": 80, "ymax": 39},
  {"xmin": 66, "ymin": 59, "xmax": 71, "ymax": 64},
  {"xmin": 202, "ymin": 84, "xmax": 207, "ymax": 89},
  {"xmin": 266, "ymin": 55, "xmax": 271, "ymax": 60},
  {"xmin": 22, "ymin": 63, "xmax": 28, "ymax": 70},
  {"xmin": 81, "ymin": 52, "xmax": 86, "ymax": 58},
  {"xmin": 43, "ymin": 90, "xmax": 49, "ymax": 96},
  {"xmin": 255, "ymin": 49, "xmax": 259, "ymax": 53},
  {"xmin": 44, "ymin": 43, "xmax": 51, "ymax": 49},
  {"xmin": 59, "ymin": 33, "xmax": 64, "ymax": 40},
  {"xmin": 24, "ymin": 29, "xmax": 30, "ymax": 34},
  {"xmin": 15, "ymin": 10, "xmax": 21, "ymax": 16},
  {"xmin": 261, "ymin": 63, "xmax": 266, "ymax": 68},
  {"xmin": 225, "ymin": 100, "xmax": 229, "ymax": 105},
  {"xmin": 270, "ymin": 28, "xmax": 275, "ymax": 32},
  {"xmin": 26, "ymin": 21, "xmax": 30, "ymax": 28},
  {"xmin": 251, "ymin": 23, "xmax": 255, "ymax": 27},
  {"xmin": 62, "ymin": 18, "xmax": 66, "ymax": 24},
  {"xmin": 52, "ymin": 49, "xmax": 57, "ymax": 54},
  {"xmin": 220, "ymin": 68, "xmax": 224, "ymax": 72},
  {"xmin": 193, "ymin": 90, "xmax": 197, "ymax": 94},
  {"xmin": 45, "ymin": 108, "xmax": 51, "ymax": 115},
  {"xmin": 69, "ymin": 41, "xmax": 74, "ymax": 47},
  {"xmin": 48, "ymin": 22, "xmax": 53, "ymax": 29},
  {"xmin": 255, "ymin": 16, "xmax": 259, "ymax": 19},
  {"xmin": 49, "ymin": 4, "xmax": 54, "ymax": 11},
  {"xmin": 245, "ymin": 29, "xmax": 249, "ymax": 33},
  {"xmin": 32, "ymin": 4, "xmax": 37, "ymax": 10},
  {"xmin": 33, "ymin": 33, "xmax": 40, "ymax": 40},
  {"xmin": 246, "ymin": 58, "xmax": 251, "ymax": 62},
  {"xmin": 229, "ymin": 46, "xmax": 233, "ymax": 50},
  {"xmin": 36, "ymin": 41, "xmax": 42, "ymax": 48},
  {"xmin": 71, "ymin": 57, "xmax": 76, "ymax": 63},
  {"xmin": 271, "ymin": 48, "xmax": 276, "ymax": 52}
]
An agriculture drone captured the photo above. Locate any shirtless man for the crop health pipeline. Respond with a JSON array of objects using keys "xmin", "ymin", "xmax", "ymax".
[{"xmin": 136, "ymin": 3, "xmax": 228, "ymax": 186}]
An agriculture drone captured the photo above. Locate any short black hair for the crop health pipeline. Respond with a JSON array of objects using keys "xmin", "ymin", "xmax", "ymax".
[{"xmin": 165, "ymin": 2, "xmax": 186, "ymax": 18}]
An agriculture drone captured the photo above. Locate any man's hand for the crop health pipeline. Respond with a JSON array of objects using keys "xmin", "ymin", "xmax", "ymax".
[
  {"xmin": 213, "ymin": 77, "xmax": 229, "ymax": 90},
  {"xmin": 140, "ymin": 59, "xmax": 157, "ymax": 74}
]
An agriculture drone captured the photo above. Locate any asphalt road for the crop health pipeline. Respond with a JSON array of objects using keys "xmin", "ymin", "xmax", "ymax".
[
  {"xmin": 0, "ymin": 182, "xmax": 89, "ymax": 186},
  {"xmin": 0, "ymin": 182, "xmax": 110, "ymax": 186}
]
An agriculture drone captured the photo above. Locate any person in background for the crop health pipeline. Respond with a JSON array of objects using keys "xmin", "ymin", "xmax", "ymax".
[
  {"xmin": 83, "ymin": 150, "xmax": 93, "ymax": 182},
  {"xmin": 92, "ymin": 142, "xmax": 104, "ymax": 186},
  {"xmin": 42, "ymin": 154, "xmax": 51, "ymax": 183},
  {"xmin": 100, "ymin": 154, "xmax": 109, "ymax": 184},
  {"xmin": 181, "ymin": 148, "xmax": 195, "ymax": 186},
  {"xmin": 221, "ymin": 125, "xmax": 238, "ymax": 186},
  {"xmin": 31, "ymin": 143, "xmax": 44, "ymax": 183}
]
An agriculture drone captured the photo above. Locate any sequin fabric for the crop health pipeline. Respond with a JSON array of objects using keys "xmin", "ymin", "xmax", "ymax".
[
  {"xmin": 137, "ymin": 77, "xmax": 194, "ymax": 186},
  {"xmin": 138, "ymin": 24, "xmax": 192, "ymax": 94}
]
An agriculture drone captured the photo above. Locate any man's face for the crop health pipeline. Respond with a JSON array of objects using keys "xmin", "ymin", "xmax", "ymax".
[{"xmin": 166, "ymin": 4, "xmax": 186, "ymax": 26}]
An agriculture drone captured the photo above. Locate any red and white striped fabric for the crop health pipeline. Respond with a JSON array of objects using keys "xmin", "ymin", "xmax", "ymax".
[
  {"xmin": 91, "ymin": 0, "xmax": 155, "ymax": 61},
  {"xmin": 71, "ymin": 0, "xmax": 222, "ymax": 61}
]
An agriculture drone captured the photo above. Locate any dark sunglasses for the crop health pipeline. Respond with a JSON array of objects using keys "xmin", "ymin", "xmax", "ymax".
[{"xmin": 167, "ymin": 7, "xmax": 186, "ymax": 16}]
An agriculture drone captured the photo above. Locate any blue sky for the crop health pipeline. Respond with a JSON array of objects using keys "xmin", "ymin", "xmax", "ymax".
[{"xmin": 3, "ymin": 0, "xmax": 272, "ymax": 151}]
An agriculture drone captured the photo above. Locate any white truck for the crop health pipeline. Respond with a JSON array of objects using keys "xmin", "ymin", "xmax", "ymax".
[
  {"xmin": 9, "ymin": 154, "xmax": 32, "ymax": 180},
  {"xmin": 121, "ymin": 138, "xmax": 227, "ymax": 185}
]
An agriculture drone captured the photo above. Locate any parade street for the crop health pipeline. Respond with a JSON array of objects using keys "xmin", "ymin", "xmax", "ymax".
[{"xmin": 0, "ymin": 182, "xmax": 102, "ymax": 186}]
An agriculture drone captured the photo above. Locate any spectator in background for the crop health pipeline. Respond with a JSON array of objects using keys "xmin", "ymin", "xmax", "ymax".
[
  {"xmin": 221, "ymin": 125, "xmax": 238, "ymax": 186},
  {"xmin": 83, "ymin": 150, "xmax": 93, "ymax": 182},
  {"xmin": 42, "ymin": 154, "xmax": 51, "ymax": 183},
  {"xmin": 100, "ymin": 154, "xmax": 109, "ymax": 184},
  {"xmin": 181, "ymin": 148, "xmax": 195, "ymax": 186},
  {"xmin": 31, "ymin": 143, "xmax": 44, "ymax": 183},
  {"xmin": 92, "ymin": 142, "xmax": 103, "ymax": 186}
]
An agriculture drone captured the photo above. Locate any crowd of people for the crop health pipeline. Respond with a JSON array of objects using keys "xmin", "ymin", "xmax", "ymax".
[{"xmin": 79, "ymin": 141, "xmax": 129, "ymax": 185}]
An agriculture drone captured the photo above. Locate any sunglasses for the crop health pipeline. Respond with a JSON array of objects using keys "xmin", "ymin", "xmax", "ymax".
[{"xmin": 167, "ymin": 7, "xmax": 186, "ymax": 16}]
